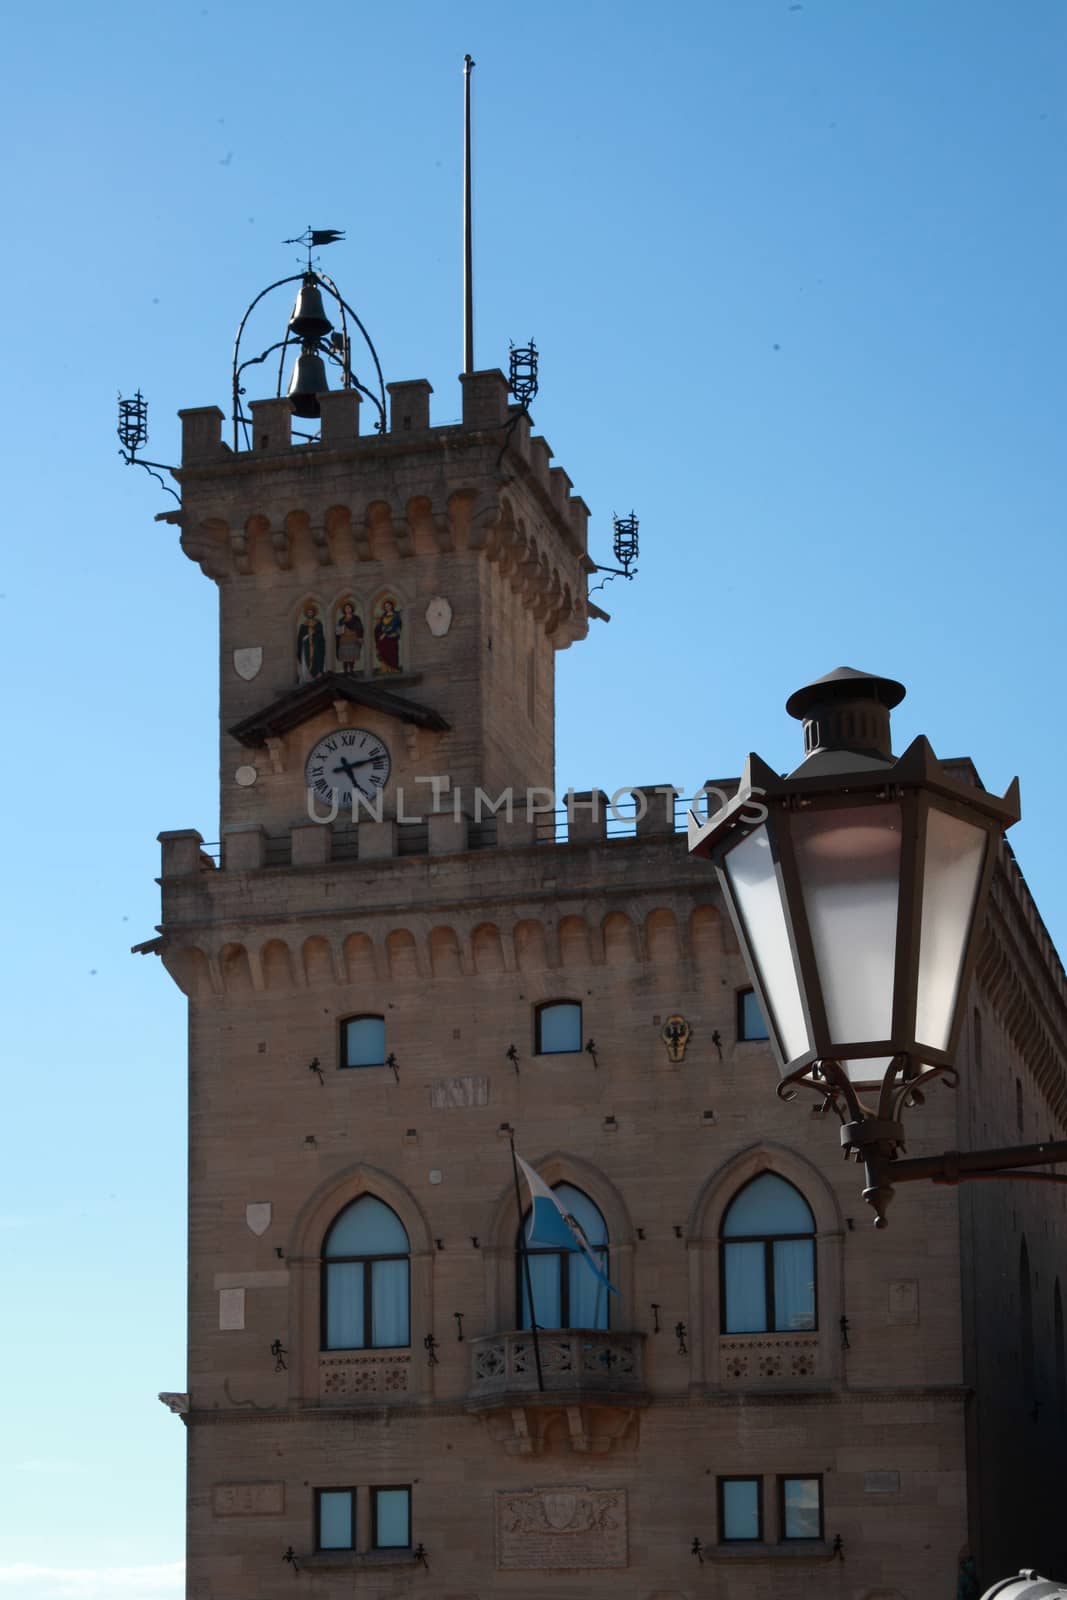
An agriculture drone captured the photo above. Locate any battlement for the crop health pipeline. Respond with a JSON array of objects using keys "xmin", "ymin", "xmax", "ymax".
[
  {"xmin": 159, "ymin": 785, "xmax": 712, "ymax": 878},
  {"xmin": 175, "ymin": 370, "xmax": 590, "ymax": 559}
]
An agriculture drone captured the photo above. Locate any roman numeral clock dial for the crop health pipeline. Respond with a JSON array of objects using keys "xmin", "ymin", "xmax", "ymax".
[{"xmin": 305, "ymin": 729, "xmax": 392, "ymax": 805}]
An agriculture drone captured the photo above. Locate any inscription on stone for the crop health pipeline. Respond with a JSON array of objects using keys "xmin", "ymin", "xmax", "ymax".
[
  {"xmin": 496, "ymin": 1488, "xmax": 627, "ymax": 1570},
  {"xmin": 430, "ymin": 1074, "xmax": 489, "ymax": 1110},
  {"xmin": 212, "ymin": 1481, "xmax": 285, "ymax": 1516},
  {"xmin": 864, "ymin": 1471, "xmax": 901, "ymax": 1494},
  {"xmin": 887, "ymin": 1280, "xmax": 919, "ymax": 1324}
]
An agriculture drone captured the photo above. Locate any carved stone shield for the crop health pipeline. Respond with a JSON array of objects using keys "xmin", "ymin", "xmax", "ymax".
[
  {"xmin": 543, "ymin": 1493, "xmax": 578, "ymax": 1530},
  {"xmin": 233, "ymin": 647, "xmax": 263, "ymax": 681},
  {"xmin": 424, "ymin": 596, "xmax": 453, "ymax": 637},
  {"xmin": 245, "ymin": 1202, "xmax": 271, "ymax": 1236}
]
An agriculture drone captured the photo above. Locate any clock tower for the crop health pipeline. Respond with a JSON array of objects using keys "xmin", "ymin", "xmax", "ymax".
[{"xmin": 175, "ymin": 289, "xmax": 593, "ymax": 858}]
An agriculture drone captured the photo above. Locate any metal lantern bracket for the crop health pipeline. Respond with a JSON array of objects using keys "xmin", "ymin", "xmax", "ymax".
[
  {"xmin": 231, "ymin": 269, "xmax": 387, "ymax": 449},
  {"xmin": 590, "ymin": 511, "xmax": 639, "ymax": 594},
  {"xmin": 117, "ymin": 390, "xmax": 181, "ymax": 506}
]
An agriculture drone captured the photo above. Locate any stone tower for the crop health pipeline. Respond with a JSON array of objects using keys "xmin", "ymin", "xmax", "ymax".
[{"xmin": 151, "ymin": 264, "xmax": 1067, "ymax": 1599}]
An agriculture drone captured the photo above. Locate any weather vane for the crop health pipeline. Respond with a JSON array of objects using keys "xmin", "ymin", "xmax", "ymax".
[{"xmin": 282, "ymin": 226, "xmax": 346, "ymax": 270}]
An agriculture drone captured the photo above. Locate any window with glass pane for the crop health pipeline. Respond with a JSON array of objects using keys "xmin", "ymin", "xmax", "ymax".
[
  {"xmin": 721, "ymin": 1173, "xmax": 816, "ymax": 1334},
  {"xmin": 342, "ymin": 1015, "xmax": 386, "ymax": 1068},
  {"xmin": 535, "ymin": 1001, "xmax": 582, "ymax": 1054},
  {"xmin": 317, "ymin": 1489, "xmax": 355, "ymax": 1550},
  {"xmin": 323, "ymin": 1195, "xmax": 410, "ymax": 1349},
  {"xmin": 780, "ymin": 1476, "xmax": 822, "ymax": 1540},
  {"xmin": 719, "ymin": 1477, "xmax": 762, "ymax": 1541},
  {"xmin": 372, "ymin": 1486, "xmax": 411, "ymax": 1548},
  {"xmin": 737, "ymin": 987, "xmax": 769, "ymax": 1041},
  {"xmin": 517, "ymin": 1183, "xmax": 609, "ymax": 1330}
]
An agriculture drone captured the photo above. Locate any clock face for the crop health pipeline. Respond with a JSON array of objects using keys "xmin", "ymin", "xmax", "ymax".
[{"xmin": 305, "ymin": 728, "xmax": 391, "ymax": 806}]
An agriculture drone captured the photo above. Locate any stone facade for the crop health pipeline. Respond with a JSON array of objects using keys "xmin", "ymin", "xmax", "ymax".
[{"xmin": 150, "ymin": 359, "xmax": 1067, "ymax": 1599}]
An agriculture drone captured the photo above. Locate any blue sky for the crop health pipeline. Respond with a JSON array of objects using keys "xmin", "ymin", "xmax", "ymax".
[{"xmin": 1, "ymin": 3, "xmax": 1064, "ymax": 1596}]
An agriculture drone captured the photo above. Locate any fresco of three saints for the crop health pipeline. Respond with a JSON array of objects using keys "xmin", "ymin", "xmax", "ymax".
[{"xmin": 296, "ymin": 596, "xmax": 403, "ymax": 682}]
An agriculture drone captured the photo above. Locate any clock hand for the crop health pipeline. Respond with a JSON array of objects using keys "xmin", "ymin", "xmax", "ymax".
[{"xmin": 332, "ymin": 755, "xmax": 381, "ymax": 775}]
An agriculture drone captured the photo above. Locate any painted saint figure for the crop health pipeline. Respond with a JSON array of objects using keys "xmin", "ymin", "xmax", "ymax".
[
  {"xmin": 296, "ymin": 603, "xmax": 326, "ymax": 682},
  {"xmin": 334, "ymin": 601, "xmax": 364, "ymax": 674},
  {"xmin": 374, "ymin": 597, "xmax": 403, "ymax": 674}
]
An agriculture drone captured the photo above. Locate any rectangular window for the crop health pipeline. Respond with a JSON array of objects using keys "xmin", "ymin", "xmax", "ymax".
[
  {"xmin": 535, "ymin": 1001, "xmax": 582, "ymax": 1054},
  {"xmin": 342, "ymin": 1015, "xmax": 386, "ymax": 1068},
  {"xmin": 316, "ymin": 1488, "xmax": 355, "ymax": 1550},
  {"xmin": 737, "ymin": 988, "xmax": 769, "ymax": 1041},
  {"xmin": 372, "ymin": 1486, "xmax": 411, "ymax": 1549},
  {"xmin": 718, "ymin": 1477, "xmax": 762, "ymax": 1542},
  {"xmin": 780, "ymin": 1476, "xmax": 823, "ymax": 1540}
]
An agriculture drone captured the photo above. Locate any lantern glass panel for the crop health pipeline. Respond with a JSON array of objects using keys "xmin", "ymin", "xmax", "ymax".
[
  {"xmin": 792, "ymin": 803, "xmax": 902, "ymax": 1045},
  {"xmin": 914, "ymin": 807, "xmax": 988, "ymax": 1052},
  {"xmin": 723, "ymin": 825, "xmax": 810, "ymax": 1062}
]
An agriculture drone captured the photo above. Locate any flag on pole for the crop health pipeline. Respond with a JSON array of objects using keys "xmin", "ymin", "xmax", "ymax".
[{"xmin": 515, "ymin": 1154, "xmax": 617, "ymax": 1296}]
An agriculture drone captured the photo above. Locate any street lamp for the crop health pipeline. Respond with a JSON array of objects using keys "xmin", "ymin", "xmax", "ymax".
[{"xmin": 688, "ymin": 667, "xmax": 1067, "ymax": 1227}]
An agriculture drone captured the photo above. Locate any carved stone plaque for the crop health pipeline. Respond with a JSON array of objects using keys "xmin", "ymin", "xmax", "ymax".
[
  {"xmin": 212, "ymin": 1481, "xmax": 285, "ymax": 1516},
  {"xmin": 864, "ymin": 1470, "xmax": 901, "ymax": 1494},
  {"xmin": 430, "ymin": 1074, "xmax": 489, "ymax": 1110},
  {"xmin": 888, "ymin": 1280, "xmax": 919, "ymax": 1324},
  {"xmin": 218, "ymin": 1287, "xmax": 245, "ymax": 1330},
  {"xmin": 496, "ymin": 1487, "xmax": 627, "ymax": 1569}
]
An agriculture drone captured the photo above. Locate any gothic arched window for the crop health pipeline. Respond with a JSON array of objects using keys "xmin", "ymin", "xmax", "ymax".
[
  {"xmin": 517, "ymin": 1183, "xmax": 610, "ymax": 1331},
  {"xmin": 721, "ymin": 1173, "xmax": 816, "ymax": 1334},
  {"xmin": 322, "ymin": 1195, "xmax": 410, "ymax": 1350}
]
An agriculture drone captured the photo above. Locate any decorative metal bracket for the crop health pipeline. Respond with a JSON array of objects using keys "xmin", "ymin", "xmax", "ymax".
[
  {"xmin": 117, "ymin": 391, "xmax": 181, "ymax": 506},
  {"xmin": 589, "ymin": 512, "xmax": 639, "ymax": 594}
]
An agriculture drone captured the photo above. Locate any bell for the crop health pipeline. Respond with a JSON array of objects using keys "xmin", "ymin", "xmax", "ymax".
[
  {"xmin": 288, "ymin": 274, "xmax": 333, "ymax": 341},
  {"xmin": 287, "ymin": 346, "xmax": 329, "ymax": 417}
]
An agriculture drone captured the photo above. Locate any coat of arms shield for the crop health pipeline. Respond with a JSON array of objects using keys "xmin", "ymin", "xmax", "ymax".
[
  {"xmin": 233, "ymin": 647, "xmax": 263, "ymax": 681},
  {"xmin": 245, "ymin": 1202, "xmax": 272, "ymax": 1236}
]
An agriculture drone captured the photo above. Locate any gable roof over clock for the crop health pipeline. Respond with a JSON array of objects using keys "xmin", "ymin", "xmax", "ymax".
[{"xmin": 228, "ymin": 673, "xmax": 451, "ymax": 749}]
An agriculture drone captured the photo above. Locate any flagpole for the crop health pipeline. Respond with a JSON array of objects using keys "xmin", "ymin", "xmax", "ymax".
[
  {"xmin": 462, "ymin": 53, "xmax": 475, "ymax": 376},
  {"xmin": 509, "ymin": 1131, "xmax": 545, "ymax": 1392}
]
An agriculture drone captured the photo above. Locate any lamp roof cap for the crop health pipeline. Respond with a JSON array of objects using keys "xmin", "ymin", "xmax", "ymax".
[{"xmin": 785, "ymin": 665, "xmax": 906, "ymax": 721}]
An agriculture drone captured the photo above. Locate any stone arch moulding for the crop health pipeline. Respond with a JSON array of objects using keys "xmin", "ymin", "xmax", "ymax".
[
  {"xmin": 482, "ymin": 1149, "xmax": 636, "ymax": 1333},
  {"xmin": 287, "ymin": 1161, "xmax": 434, "ymax": 1408},
  {"xmin": 686, "ymin": 1140, "xmax": 845, "ymax": 1391}
]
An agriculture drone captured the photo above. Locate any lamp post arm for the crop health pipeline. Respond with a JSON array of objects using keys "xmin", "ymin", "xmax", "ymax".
[{"xmin": 888, "ymin": 1139, "xmax": 1067, "ymax": 1187}]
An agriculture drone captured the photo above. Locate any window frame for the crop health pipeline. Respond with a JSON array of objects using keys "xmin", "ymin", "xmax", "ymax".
[
  {"xmin": 315, "ymin": 1487, "xmax": 357, "ymax": 1551},
  {"xmin": 777, "ymin": 1475, "xmax": 824, "ymax": 1542},
  {"xmin": 339, "ymin": 1013, "xmax": 387, "ymax": 1070},
  {"xmin": 717, "ymin": 1476, "xmax": 763, "ymax": 1543},
  {"xmin": 515, "ymin": 1183, "xmax": 610, "ymax": 1331},
  {"xmin": 534, "ymin": 999, "xmax": 583, "ymax": 1055},
  {"xmin": 321, "ymin": 1199, "xmax": 411, "ymax": 1352},
  {"xmin": 736, "ymin": 986, "xmax": 769, "ymax": 1041},
  {"xmin": 370, "ymin": 1485, "xmax": 412, "ymax": 1550},
  {"xmin": 719, "ymin": 1174, "xmax": 818, "ymax": 1335}
]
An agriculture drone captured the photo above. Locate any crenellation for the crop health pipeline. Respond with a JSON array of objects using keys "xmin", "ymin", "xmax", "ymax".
[{"xmin": 387, "ymin": 379, "xmax": 433, "ymax": 433}]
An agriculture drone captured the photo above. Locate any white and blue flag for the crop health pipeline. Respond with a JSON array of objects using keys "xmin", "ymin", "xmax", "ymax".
[{"xmin": 516, "ymin": 1153, "xmax": 617, "ymax": 1296}]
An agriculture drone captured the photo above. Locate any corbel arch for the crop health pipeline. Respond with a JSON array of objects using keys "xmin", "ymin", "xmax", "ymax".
[
  {"xmin": 482, "ymin": 1150, "xmax": 636, "ymax": 1333},
  {"xmin": 287, "ymin": 1161, "xmax": 434, "ymax": 1406}
]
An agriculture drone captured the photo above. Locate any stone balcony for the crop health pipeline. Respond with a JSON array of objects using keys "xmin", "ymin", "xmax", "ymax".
[{"xmin": 467, "ymin": 1329, "xmax": 648, "ymax": 1411}]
